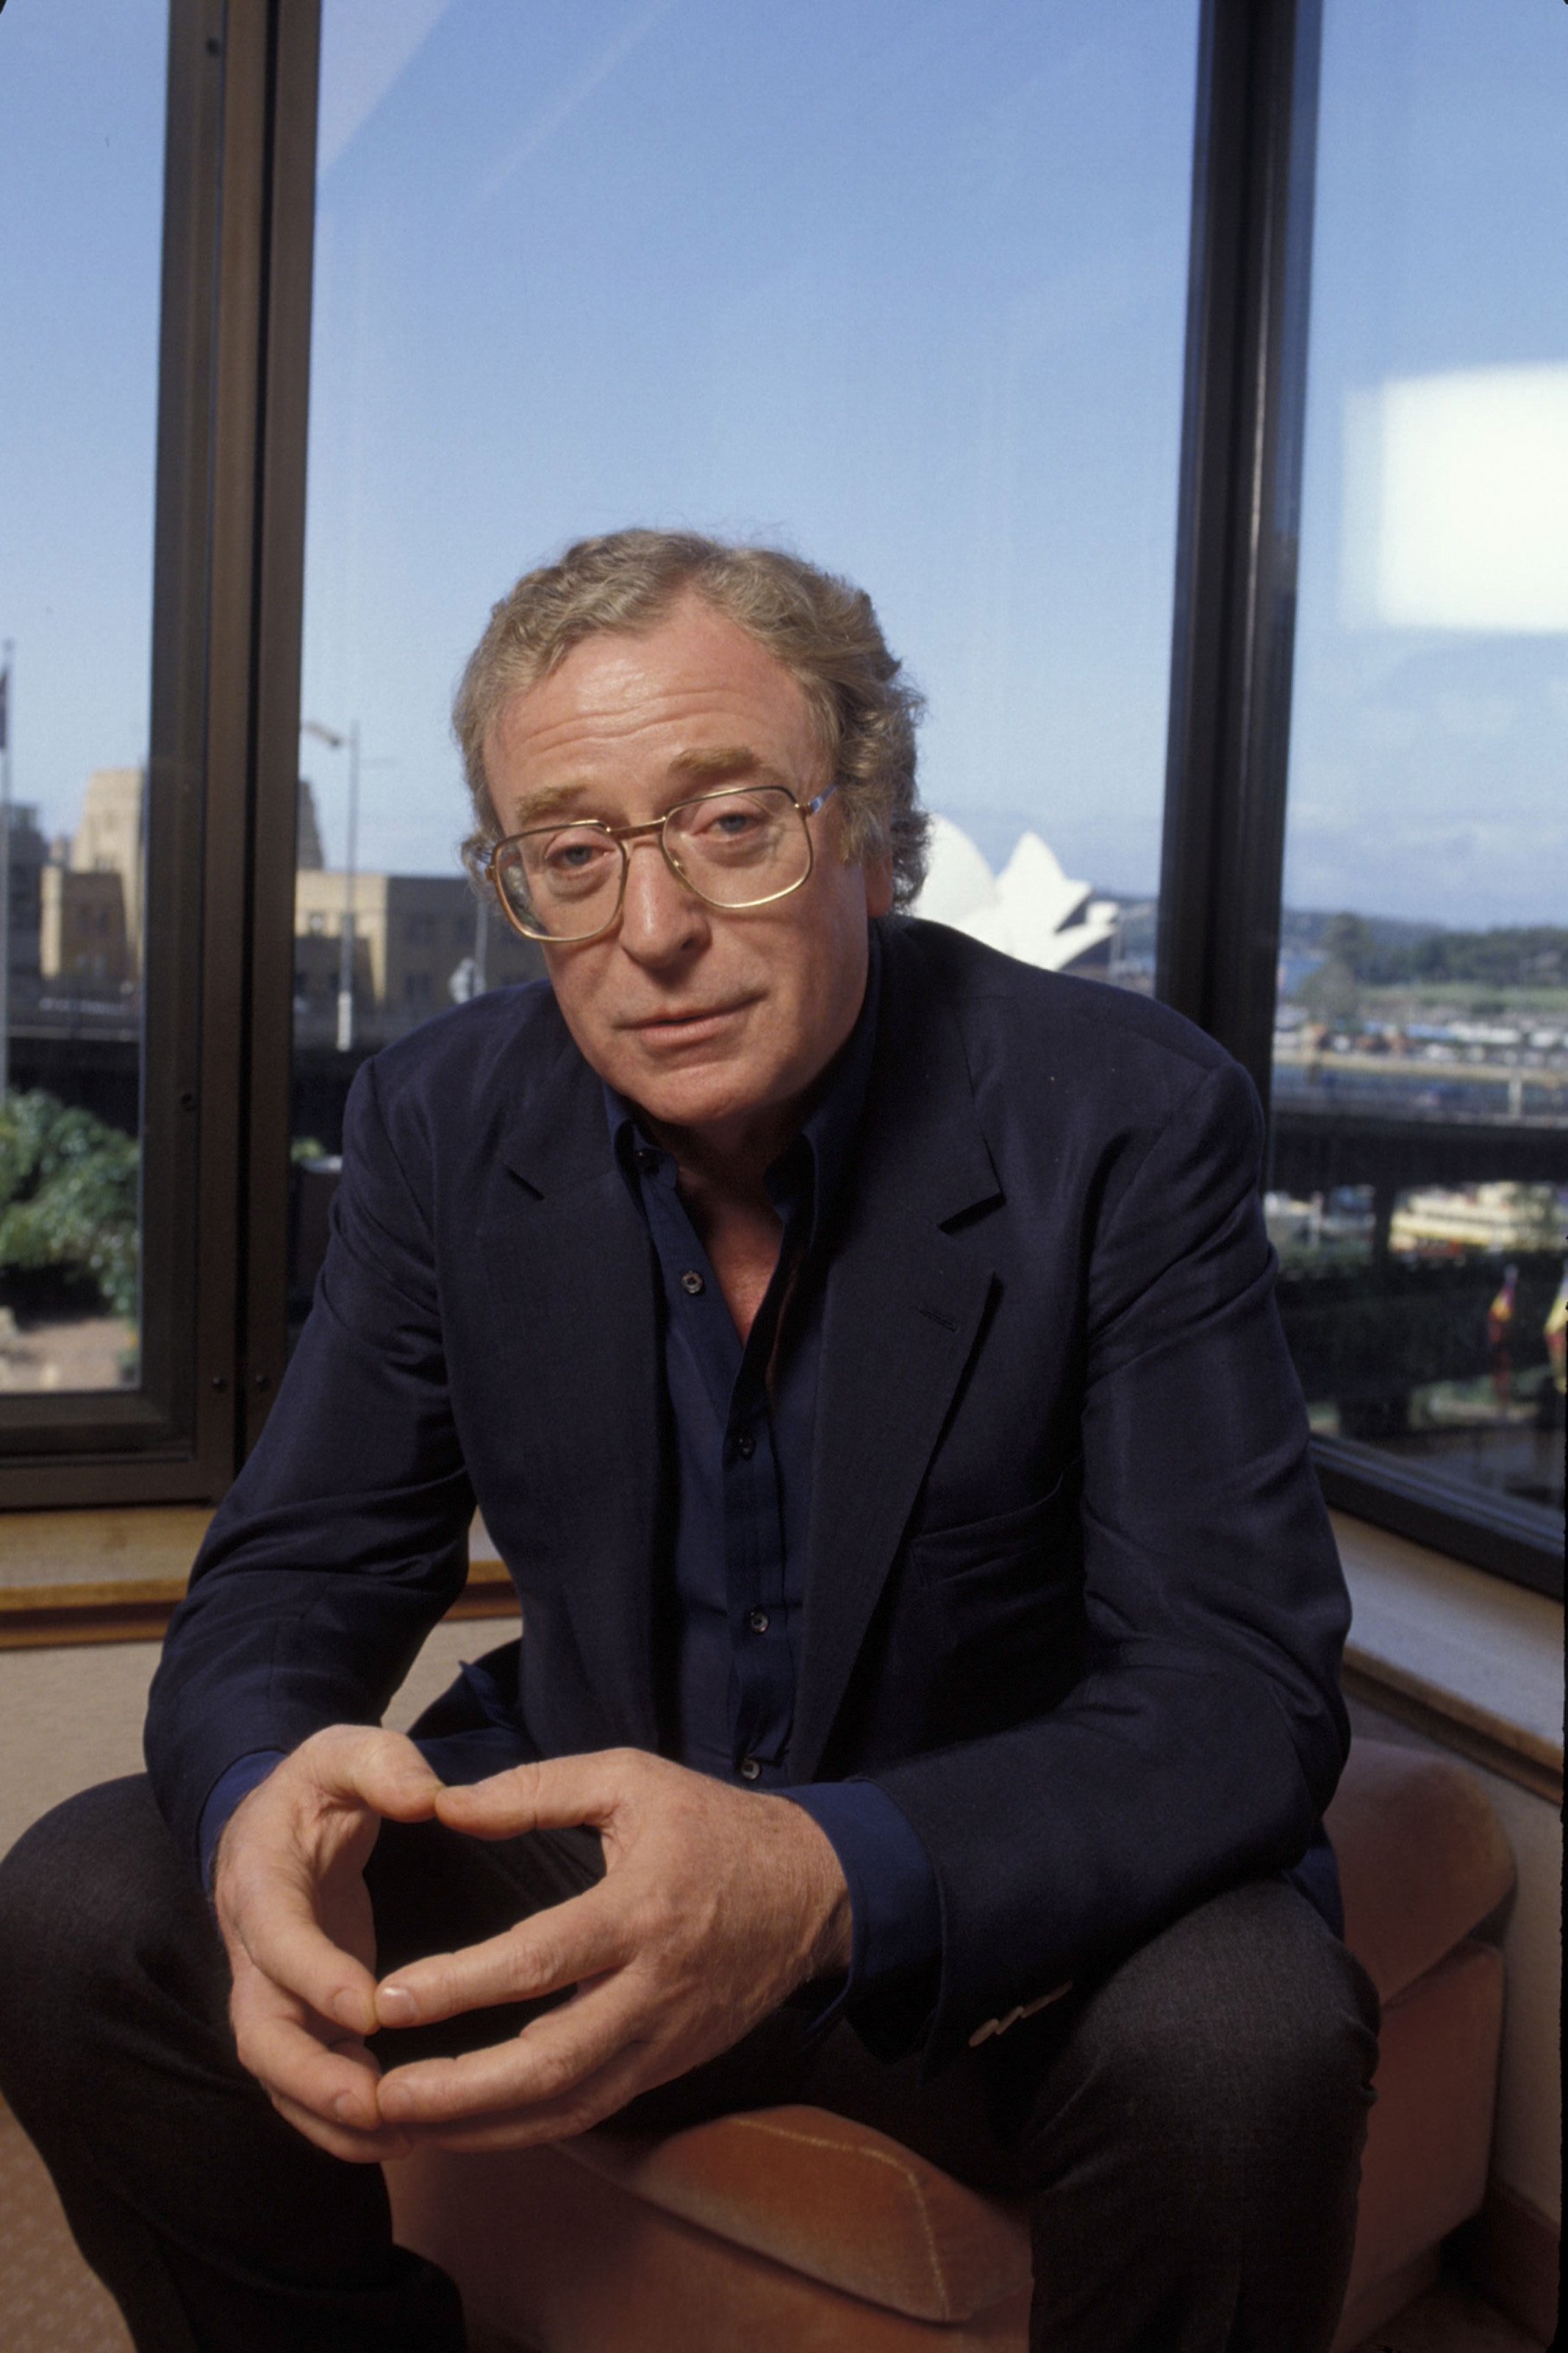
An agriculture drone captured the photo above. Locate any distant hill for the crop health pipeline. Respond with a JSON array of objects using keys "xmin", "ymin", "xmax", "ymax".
[
  {"xmin": 1277, "ymin": 907, "xmax": 1443, "ymax": 956},
  {"xmin": 1279, "ymin": 911, "xmax": 1568, "ymax": 991}
]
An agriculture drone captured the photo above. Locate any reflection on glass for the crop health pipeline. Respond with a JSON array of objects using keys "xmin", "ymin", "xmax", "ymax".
[
  {"xmin": 1271, "ymin": 0, "xmax": 1568, "ymax": 1537},
  {"xmin": 289, "ymin": 0, "xmax": 1198, "ymax": 1327},
  {"xmin": 0, "ymin": 6, "xmax": 165, "ymax": 1394}
]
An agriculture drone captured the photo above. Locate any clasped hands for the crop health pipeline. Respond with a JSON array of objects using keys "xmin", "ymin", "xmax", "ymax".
[{"xmin": 212, "ymin": 1727, "xmax": 853, "ymax": 2165}]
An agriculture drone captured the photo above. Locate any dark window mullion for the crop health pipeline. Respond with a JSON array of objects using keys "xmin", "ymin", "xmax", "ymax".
[
  {"xmin": 239, "ymin": 0, "xmax": 322, "ymax": 1461},
  {"xmin": 1157, "ymin": 0, "xmax": 1323, "ymax": 1115}
]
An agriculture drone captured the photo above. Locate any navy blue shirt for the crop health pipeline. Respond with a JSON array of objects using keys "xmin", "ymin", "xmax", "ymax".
[{"xmin": 603, "ymin": 940, "xmax": 940, "ymax": 2010}]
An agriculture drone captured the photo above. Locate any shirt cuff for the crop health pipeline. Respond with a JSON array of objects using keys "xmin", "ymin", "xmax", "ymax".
[
  {"xmin": 197, "ymin": 1749, "xmax": 286, "ymax": 1894},
  {"xmin": 780, "ymin": 1778, "xmax": 942, "ymax": 2007}
]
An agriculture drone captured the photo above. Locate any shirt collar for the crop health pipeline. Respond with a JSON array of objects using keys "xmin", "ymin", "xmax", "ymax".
[{"xmin": 604, "ymin": 924, "xmax": 882, "ymax": 1251}]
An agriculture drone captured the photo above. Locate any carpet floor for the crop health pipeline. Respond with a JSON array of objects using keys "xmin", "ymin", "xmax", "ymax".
[
  {"xmin": 0, "ymin": 2103, "xmax": 1545, "ymax": 2353},
  {"xmin": 1, "ymin": 2104, "xmax": 132, "ymax": 2352}
]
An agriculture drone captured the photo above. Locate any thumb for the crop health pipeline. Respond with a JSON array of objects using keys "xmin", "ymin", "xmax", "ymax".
[
  {"xmin": 305, "ymin": 1727, "xmax": 446, "ymax": 1824},
  {"xmin": 432, "ymin": 1750, "xmax": 637, "ymax": 1840}
]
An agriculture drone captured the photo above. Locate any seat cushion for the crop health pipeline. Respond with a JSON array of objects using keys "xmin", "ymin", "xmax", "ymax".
[
  {"xmin": 565, "ymin": 2106, "xmax": 1033, "ymax": 2325},
  {"xmin": 1326, "ymin": 1740, "xmax": 1514, "ymax": 2002}
]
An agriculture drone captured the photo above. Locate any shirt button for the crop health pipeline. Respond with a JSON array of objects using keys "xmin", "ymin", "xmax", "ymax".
[
  {"xmin": 735, "ymin": 1432, "xmax": 756, "ymax": 1459},
  {"xmin": 748, "ymin": 1608, "xmax": 770, "ymax": 1635},
  {"xmin": 740, "ymin": 1757, "xmax": 762, "ymax": 1782},
  {"xmin": 680, "ymin": 1269, "xmax": 704, "ymax": 1296}
]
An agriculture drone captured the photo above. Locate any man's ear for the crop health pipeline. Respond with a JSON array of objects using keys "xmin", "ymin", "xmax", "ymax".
[{"xmin": 863, "ymin": 850, "xmax": 895, "ymax": 919}]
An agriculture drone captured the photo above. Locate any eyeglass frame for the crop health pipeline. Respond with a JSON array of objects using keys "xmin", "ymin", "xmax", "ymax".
[{"xmin": 480, "ymin": 779, "xmax": 842, "ymax": 945}]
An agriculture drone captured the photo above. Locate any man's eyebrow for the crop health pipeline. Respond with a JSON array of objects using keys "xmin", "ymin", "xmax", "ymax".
[
  {"xmin": 506, "ymin": 779, "xmax": 591, "ymax": 828},
  {"xmin": 506, "ymin": 746, "xmax": 784, "ymax": 830},
  {"xmin": 666, "ymin": 745, "xmax": 773, "ymax": 788}
]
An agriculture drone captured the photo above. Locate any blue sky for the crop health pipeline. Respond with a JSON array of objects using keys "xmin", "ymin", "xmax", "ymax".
[
  {"xmin": 0, "ymin": 2, "xmax": 163, "ymax": 849},
  {"xmin": 1, "ymin": 0, "xmax": 1564, "ymax": 923}
]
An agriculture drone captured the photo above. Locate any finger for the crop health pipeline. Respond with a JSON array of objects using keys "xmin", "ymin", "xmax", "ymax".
[
  {"xmin": 432, "ymin": 1750, "xmax": 637, "ymax": 1840},
  {"xmin": 236, "ymin": 1882, "xmax": 383, "ymax": 2038},
  {"xmin": 374, "ymin": 1886, "xmax": 627, "ymax": 2030},
  {"xmin": 413, "ymin": 2036, "xmax": 676, "ymax": 2154},
  {"xmin": 376, "ymin": 1973, "xmax": 641, "ymax": 2127},
  {"xmin": 265, "ymin": 2084, "xmax": 415, "ymax": 2165},
  {"xmin": 238, "ymin": 2002, "xmax": 388, "ymax": 2134},
  {"xmin": 231, "ymin": 1956, "xmax": 390, "ymax": 2132}
]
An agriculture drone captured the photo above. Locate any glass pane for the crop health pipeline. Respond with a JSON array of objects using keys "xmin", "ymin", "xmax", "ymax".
[
  {"xmin": 1272, "ymin": 0, "xmax": 1568, "ymax": 1543},
  {"xmin": 0, "ymin": 4, "xmax": 166, "ymax": 1396},
  {"xmin": 290, "ymin": 0, "xmax": 1198, "ymax": 1330}
]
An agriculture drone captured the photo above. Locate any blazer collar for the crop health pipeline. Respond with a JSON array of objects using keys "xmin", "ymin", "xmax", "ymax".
[
  {"xmin": 496, "ymin": 995, "xmax": 616, "ymax": 1199},
  {"xmin": 791, "ymin": 921, "xmax": 1003, "ymax": 1779}
]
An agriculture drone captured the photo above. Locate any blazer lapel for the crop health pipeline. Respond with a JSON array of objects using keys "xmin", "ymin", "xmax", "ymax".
[
  {"xmin": 485, "ymin": 1020, "xmax": 663, "ymax": 1752},
  {"xmin": 790, "ymin": 930, "xmax": 1002, "ymax": 1781}
]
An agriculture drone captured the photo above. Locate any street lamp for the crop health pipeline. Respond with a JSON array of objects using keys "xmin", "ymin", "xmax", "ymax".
[{"xmin": 301, "ymin": 718, "xmax": 359, "ymax": 1053}]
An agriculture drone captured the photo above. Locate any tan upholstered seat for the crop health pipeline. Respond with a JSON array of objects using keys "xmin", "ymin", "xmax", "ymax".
[
  {"xmin": 565, "ymin": 2107, "xmax": 1032, "ymax": 2325},
  {"xmin": 387, "ymin": 1740, "xmax": 1514, "ymax": 2352}
]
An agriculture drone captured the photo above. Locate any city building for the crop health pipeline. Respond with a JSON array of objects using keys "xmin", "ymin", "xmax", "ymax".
[
  {"xmin": 65, "ymin": 767, "xmax": 145, "ymax": 983},
  {"xmin": 292, "ymin": 865, "xmax": 543, "ymax": 1043}
]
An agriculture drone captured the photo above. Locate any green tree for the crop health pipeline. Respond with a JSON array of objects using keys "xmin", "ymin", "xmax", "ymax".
[
  {"xmin": 0, "ymin": 1092, "xmax": 139, "ymax": 1320},
  {"xmin": 1320, "ymin": 913, "xmax": 1377, "ymax": 982},
  {"xmin": 1300, "ymin": 956, "xmax": 1360, "ymax": 1024}
]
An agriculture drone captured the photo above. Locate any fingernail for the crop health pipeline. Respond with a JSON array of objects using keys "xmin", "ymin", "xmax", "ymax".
[
  {"xmin": 332, "ymin": 1989, "xmax": 369, "ymax": 2030},
  {"xmin": 332, "ymin": 2090, "xmax": 367, "ymax": 2124},
  {"xmin": 379, "ymin": 1983, "xmax": 418, "ymax": 2024}
]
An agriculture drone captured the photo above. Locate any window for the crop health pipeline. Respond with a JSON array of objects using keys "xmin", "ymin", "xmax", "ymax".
[
  {"xmin": 1270, "ymin": 0, "xmax": 1567, "ymax": 1583},
  {"xmin": 0, "ymin": 0, "xmax": 315, "ymax": 1531}
]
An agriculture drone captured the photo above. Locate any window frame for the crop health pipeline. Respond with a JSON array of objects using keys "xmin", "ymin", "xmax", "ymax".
[
  {"xmin": 0, "ymin": 0, "xmax": 316, "ymax": 1507},
  {"xmin": 4, "ymin": 0, "xmax": 1557, "ymax": 1603},
  {"xmin": 1156, "ymin": 0, "xmax": 1563, "ymax": 1601}
]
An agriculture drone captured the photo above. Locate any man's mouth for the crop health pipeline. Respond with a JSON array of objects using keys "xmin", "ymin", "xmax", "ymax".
[{"xmin": 625, "ymin": 1001, "xmax": 750, "ymax": 1033}]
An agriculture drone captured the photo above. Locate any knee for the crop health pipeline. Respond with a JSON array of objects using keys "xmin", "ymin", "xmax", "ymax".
[
  {"xmin": 0, "ymin": 1777, "xmax": 186, "ymax": 2073},
  {"xmin": 1214, "ymin": 1886, "xmax": 1378, "ymax": 2146},
  {"xmin": 1073, "ymin": 1883, "xmax": 1378, "ymax": 2164}
]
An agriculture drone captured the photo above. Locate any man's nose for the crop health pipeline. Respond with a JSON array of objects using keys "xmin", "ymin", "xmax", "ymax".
[{"xmin": 617, "ymin": 833, "xmax": 709, "ymax": 963}]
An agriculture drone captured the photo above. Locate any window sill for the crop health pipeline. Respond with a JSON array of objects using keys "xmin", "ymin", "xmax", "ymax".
[
  {"xmin": 1, "ymin": 1503, "xmax": 1558, "ymax": 1807},
  {"xmin": 0, "ymin": 1508, "xmax": 515, "ymax": 1649},
  {"xmin": 1333, "ymin": 1510, "xmax": 1564, "ymax": 1804}
]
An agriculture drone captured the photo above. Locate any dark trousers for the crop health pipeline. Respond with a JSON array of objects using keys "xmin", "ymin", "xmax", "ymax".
[{"xmin": 0, "ymin": 1777, "xmax": 1378, "ymax": 2353}]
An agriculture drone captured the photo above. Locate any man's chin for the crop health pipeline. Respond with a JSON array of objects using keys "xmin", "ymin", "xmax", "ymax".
[{"xmin": 613, "ymin": 1052, "xmax": 784, "ymax": 1141}]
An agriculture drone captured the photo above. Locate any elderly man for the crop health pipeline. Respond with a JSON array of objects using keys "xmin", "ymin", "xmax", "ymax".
[{"xmin": 0, "ymin": 532, "xmax": 1376, "ymax": 2353}]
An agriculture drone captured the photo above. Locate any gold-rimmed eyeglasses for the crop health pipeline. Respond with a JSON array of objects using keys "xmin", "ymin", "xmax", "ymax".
[{"xmin": 482, "ymin": 781, "xmax": 840, "ymax": 944}]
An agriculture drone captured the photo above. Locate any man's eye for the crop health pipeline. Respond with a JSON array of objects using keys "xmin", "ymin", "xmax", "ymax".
[
  {"xmin": 542, "ymin": 834, "xmax": 611, "ymax": 874},
  {"xmin": 689, "ymin": 798, "xmax": 768, "ymax": 840},
  {"xmin": 524, "ymin": 830, "xmax": 617, "ymax": 895}
]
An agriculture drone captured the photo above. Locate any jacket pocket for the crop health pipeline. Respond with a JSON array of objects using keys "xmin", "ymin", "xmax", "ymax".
[{"xmin": 909, "ymin": 1467, "xmax": 1078, "ymax": 1587}]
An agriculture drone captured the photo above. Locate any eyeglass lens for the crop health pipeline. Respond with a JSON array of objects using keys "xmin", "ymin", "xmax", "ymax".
[{"xmin": 493, "ymin": 786, "xmax": 812, "ymax": 940}]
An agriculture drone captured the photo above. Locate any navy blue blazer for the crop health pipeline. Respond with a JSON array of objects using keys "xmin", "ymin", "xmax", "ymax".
[{"xmin": 146, "ymin": 917, "xmax": 1350, "ymax": 2070}]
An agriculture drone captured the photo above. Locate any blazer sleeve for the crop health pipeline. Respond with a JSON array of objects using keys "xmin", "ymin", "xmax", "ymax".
[
  {"xmin": 868, "ymin": 1055, "xmax": 1351, "ymax": 2073},
  {"xmin": 144, "ymin": 1054, "xmax": 475, "ymax": 1871}
]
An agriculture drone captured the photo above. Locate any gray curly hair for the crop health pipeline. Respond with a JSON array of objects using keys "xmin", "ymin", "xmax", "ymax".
[{"xmin": 454, "ymin": 529, "xmax": 929, "ymax": 908}]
